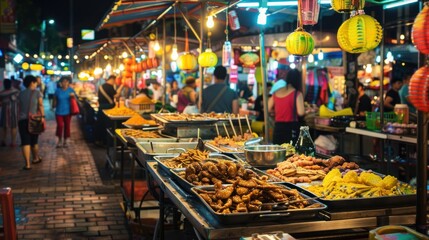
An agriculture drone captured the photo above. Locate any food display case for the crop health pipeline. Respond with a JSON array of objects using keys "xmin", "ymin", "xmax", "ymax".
[{"xmin": 151, "ymin": 113, "xmax": 250, "ymax": 139}]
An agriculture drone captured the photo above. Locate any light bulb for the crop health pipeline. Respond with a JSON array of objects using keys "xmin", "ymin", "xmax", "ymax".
[
  {"xmin": 206, "ymin": 15, "xmax": 214, "ymax": 28},
  {"xmin": 171, "ymin": 44, "xmax": 178, "ymax": 60},
  {"xmin": 257, "ymin": 8, "xmax": 267, "ymax": 25},
  {"xmin": 154, "ymin": 41, "xmax": 160, "ymax": 51},
  {"xmin": 318, "ymin": 50, "xmax": 324, "ymax": 60},
  {"xmin": 288, "ymin": 54, "xmax": 295, "ymax": 63},
  {"xmin": 308, "ymin": 54, "xmax": 314, "ymax": 63}
]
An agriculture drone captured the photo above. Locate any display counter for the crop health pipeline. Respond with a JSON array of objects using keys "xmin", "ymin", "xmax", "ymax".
[{"xmin": 145, "ymin": 161, "xmax": 421, "ymax": 240}]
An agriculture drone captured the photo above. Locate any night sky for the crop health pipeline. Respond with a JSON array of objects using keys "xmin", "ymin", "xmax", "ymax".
[{"xmin": 39, "ymin": 0, "xmax": 113, "ymax": 45}]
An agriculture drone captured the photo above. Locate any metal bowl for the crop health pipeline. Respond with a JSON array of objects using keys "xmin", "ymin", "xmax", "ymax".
[{"xmin": 244, "ymin": 145, "xmax": 286, "ymax": 167}]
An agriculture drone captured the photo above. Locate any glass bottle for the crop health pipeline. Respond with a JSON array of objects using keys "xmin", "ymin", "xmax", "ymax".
[{"xmin": 294, "ymin": 126, "xmax": 316, "ymax": 156}]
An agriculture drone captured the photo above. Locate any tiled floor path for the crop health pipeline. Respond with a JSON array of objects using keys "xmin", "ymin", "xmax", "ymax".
[{"xmin": 0, "ymin": 100, "xmax": 130, "ymax": 239}]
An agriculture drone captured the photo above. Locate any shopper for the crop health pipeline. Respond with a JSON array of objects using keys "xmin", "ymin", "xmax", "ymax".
[
  {"xmin": 398, "ymin": 73, "xmax": 416, "ymax": 114},
  {"xmin": 46, "ymin": 75, "xmax": 57, "ymax": 108},
  {"xmin": 52, "ymin": 76, "xmax": 77, "ymax": 148},
  {"xmin": 169, "ymin": 80, "xmax": 180, "ymax": 108},
  {"xmin": 355, "ymin": 82, "xmax": 372, "ymax": 116},
  {"xmin": 95, "ymin": 75, "xmax": 124, "ymax": 146},
  {"xmin": 0, "ymin": 78, "xmax": 20, "ymax": 147},
  {"xmin": 18, "ymin": 75, "xmax": 45, "ymax": 170},
  {"xmin": 201, "ymin": 65, "xmax": 239, "ymax": 114},
  {"xmin": 177, "ymin": 76, "xmax": 197, "ymax": 113},
  {"xmin": 268, "ymin": 69, "xmax": 305, "ymax": 144},
  {"xmin": 383, "ymin": 77, "xmax": 403, "ymax": 112}
]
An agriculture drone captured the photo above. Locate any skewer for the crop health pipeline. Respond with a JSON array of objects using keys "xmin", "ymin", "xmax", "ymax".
[
  {"xmin": 228, "ymin": 115, "xmax": 238, "ymax": 137},
  {"xmin": 197, "ymin": 128, "xmax": 200, "ymax": 139},
  {"xmin": 245, "ymin": 115, "xmax": 253, "ymax": 134},
  {"xmin": 222, "ymin": 123, "xmax": 230, "ymax": 138},
  {"xmin": 215, "ymin": 124, "xmax": 220, "ymax": 137},
  {"xmin": 237, "ymin": 114, "xmax": 243, "ymax": 136}
]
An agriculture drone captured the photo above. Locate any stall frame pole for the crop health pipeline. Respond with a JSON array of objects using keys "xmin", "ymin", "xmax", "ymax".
[{"xmin": 259, "ymin": 25, "xmax": 269, "ymax": 143}]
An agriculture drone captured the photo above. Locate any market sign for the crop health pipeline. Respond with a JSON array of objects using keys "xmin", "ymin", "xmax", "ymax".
[{"xmin": 81, "ymin": 29, "xmax": 95, "ymax": 40}]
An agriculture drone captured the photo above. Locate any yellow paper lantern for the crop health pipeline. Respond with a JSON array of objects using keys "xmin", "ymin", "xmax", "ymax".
[
  {"xmin": 22, "ymin": 62, "xmax": 29, "ymax": 70},
  {"xmin": 177, "ymin": 52, "xmax": 198, "ymax": 72},
  {"xmin": 30, "ymin": 64, "xmax": 44, "ymax": 71},
  {"xmin": 331, "ymin": 0, "xmax": 365, "ymax": 13},
  {"xmin": 198, "ymin": 49, "xmax": 218, "ymax": 67},
  {"xmin": 286, "ymin": 27, "xmax": 315, "ymax": 56},
  {"xmin": 337, "ymin": 14, "xmax": 382, "ymax": 54}
]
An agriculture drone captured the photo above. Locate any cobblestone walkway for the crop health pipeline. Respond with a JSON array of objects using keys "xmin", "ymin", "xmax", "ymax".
[{"xmin": 0, "ymin": 100, "xmax": 129, "ymax": 239}]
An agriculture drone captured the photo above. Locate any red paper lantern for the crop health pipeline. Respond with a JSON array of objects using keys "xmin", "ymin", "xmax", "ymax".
[
  {"xmin": 151, "ymin": 58, "xmax": 159, "ymax": 68},
  {"xmin": 141, "ymin": 60, "xmax": 147, "ymax": 71},
  {"xmin": 122, "ymin": 71, "xmax": 133, "ymax": 78},
  {"xmin": 409, "ymin": 65, "xmax": 429, "ymax": 112},
  {"xmin": 146, "ymin": 58, "xmax": 153, "ymax": 69},
  {"xmin": 412, "ymin": 2, "xmax": 429, "ymax": 54}
]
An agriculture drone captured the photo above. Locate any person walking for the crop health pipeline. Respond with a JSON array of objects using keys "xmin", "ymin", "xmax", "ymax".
[
  {"xmin": 177, "ymin": 76, "xmax": 197, "ymax": 113},
  {"xmin": 201, "ymin": 65, "xmax": 239, "ymax": 114},
  {"xmin": 46, "ymin": 75, "xmax": 57, "ymax": 108},
  {"xmin": 0, "ymin": 78, "xmax": 20, "ymax": 147},
  {"xmin": 18, "ymin": 75, "xmax": 45, "ymax": 170},
  {"xmin": 355, "ymin": 82, "xmax": 372, "ymax": 116},
  {"xmin": 268, "ymin": 69, "xmax": 305, "ymax": 144},
  {"xmin": 52, "ymin": 76, "xmax": 77, "ymax": 148}
]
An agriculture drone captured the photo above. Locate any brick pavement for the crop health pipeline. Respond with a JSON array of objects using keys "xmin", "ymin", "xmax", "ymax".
[{"xmin": 0, "ymin": 100, "xmax": 130, "ymax": 239}]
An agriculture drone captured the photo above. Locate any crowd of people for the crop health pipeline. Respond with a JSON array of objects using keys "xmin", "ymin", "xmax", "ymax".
[{"xmin": 0, "ymin": 65, "xmax": 418, "ymax": 169}]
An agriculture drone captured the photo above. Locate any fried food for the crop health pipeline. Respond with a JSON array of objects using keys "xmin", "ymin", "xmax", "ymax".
[
  {"xmin": 196, "ymin": 180, "xmax": 312, "ymax": 213},
  {"xmin": 121, "ymin": 129, "xmax": 161, "ymax": 138},
  {"xmin": 123, "ymin": 115, "xmax": 157, "ymax": 126},
  {"xmin": 162, "ymin": 149, "xmax": 210, "ymax": 168},
  {"xmin": 104, "ymin": 107, "xmax": 137, "ymax": 116}
]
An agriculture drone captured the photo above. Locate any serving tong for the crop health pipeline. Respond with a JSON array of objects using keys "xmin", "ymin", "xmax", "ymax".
[{"xmin": 260, "ymin": 196, "xmax": 320, "ymax": 211}]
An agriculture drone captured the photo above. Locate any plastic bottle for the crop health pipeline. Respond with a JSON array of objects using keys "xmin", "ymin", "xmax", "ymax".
[{"xmin": 294, "ymin": 126, "xmax": 316, "ymax": 156}]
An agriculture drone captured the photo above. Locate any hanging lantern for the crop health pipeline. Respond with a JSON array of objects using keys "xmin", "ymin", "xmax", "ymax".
[
  {"xmin": 115, "ymin": 76, "xmax": 122, "ymax": 86},
  {"xmin": 331, "ymin": 0, "xmax": 365, "ymax": 13},
  {"xmin": 239, "ymin": 52, "xmax": 260, "ymax": 68},
  {"xmin": 146, "ymin": 58, "xmax": 153, "ymax": 69},
  {"xmin": 286, "ymin": 27, "xmax": 315, "ymax": 56},
  {"xmin": 151, "ymin": 58, "xmax": 159, "ymax": 68},
  {"xmin": 198, "ymin": 48, "xmax": 218, "ymax": 67},
  {"xmin": 337, "ymin": 13, "xmax": 382, "ymax": 54},
  {"xmin": 122, "ymin": 71, "xmax": 133, "ymax": 78},
  {"xmin": 177, "ymin": 52, "xmax": 198, "ymax": 72},
  {"xmin": 409, "ymin": 65, "xmax": 429, "ymax": 112},
  {"xmin": 412, "ymin": 2, "xmax": 429, "ymax": 54},
  {"xmin": 298, "ymin": 0, "xmax": 320, "ymax": 25},
  {"xmin": 140, "ymin": 60, "xmax": 147, "ymax": 71}
]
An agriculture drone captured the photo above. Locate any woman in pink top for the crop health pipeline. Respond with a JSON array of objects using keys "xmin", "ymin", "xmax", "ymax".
[{"xmin": 268, "ymin": 69, "xmax": 305, "ymax": 144}]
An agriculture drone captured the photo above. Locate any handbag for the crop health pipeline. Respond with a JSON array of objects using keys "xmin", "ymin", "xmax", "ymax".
[
  {"xmin": 27, "ymin": 90, "xmax": 45, "ymax": 134},
  {"xmin": 70, "ymin": 95, "xmax": 80, "ymax": 115}
]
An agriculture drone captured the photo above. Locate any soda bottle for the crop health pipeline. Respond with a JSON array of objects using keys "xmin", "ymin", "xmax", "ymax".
[{"xmin": 294, "ymin": 126, "xmax": 316, "ymax": 156}]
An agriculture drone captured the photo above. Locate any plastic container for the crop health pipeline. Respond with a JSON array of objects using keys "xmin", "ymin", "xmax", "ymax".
[
  {"xmin": 366, "ymin": 112, "xmax": 398, "ymax": 130},
  {"xmin": 394, "ymin": 104, "xmax": 409, "ymax": 124},
  {"xmin": 369, "ymin": 225, "xmax": 429, "ymax": 240}
]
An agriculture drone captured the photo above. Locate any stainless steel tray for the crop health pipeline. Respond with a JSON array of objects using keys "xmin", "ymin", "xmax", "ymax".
[
  {"xmin": 292, "ymin": 182, "xmax": 418, "ymax": 210},
  {"xmin": 205, "ymin": 142, "xmax": 244, "ymax": 154},
  {"xmin": 154, "ymin": 153, "xmax": 235, "ymax": 176},
  {"xmin": 137, "ymin": 142, "xmax": 215, "ymax": 162},
  {"xmin": 191, "ymin": 183, "xmax": 327, "ymax": 225},
  {"xmin": 103, "ymin": 110, "xmax": 134, "ymax": 120},
  {"xmin": 152, "ymin": 113, "xmax": 218, "ymax": 124},
  {"xmin": 119, "ymin": 129, "xmax": 176, "ymax": 145},
  {"xmin": 170, "ymin": 165, "xmax": 282, "ymax": 193}
]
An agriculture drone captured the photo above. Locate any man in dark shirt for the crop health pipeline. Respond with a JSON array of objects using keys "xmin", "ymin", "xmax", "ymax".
[
  {"xmin": 96, "ymin": 75, "xmax": 124, "ymax": 146},
  {"xmin": 355, "ymin": 83, "xmax": 372, "ymax": 116},
  {"xmin": 201, "ymin": 66, "xmax": 238, "ymax": 113},
  {"xmin": 384, "ymin": 77, "xmax": 403, "ymax": 112},
  {"xmin": 253, "ymin": 82, "xmax": 272, "ymax": 121}
]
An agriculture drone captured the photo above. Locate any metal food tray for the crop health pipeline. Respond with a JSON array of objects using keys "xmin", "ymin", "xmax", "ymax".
[
  {"xmin": 152, "ymin": 113, "xmax": 219, "ymax": 124},
  {"xmin": 102, "ymin": 110, "xmax": 134, "ymax": 120},
  {"xmin": 191, "ymin": 183, "xmax": 327, "ymax": 225},
  {"xmin": 122, "ymin": 123, "xmax": 161, "ymax": 129},
  {"xmin": 153, "ymin": 153, "xmax": 235, "ymax": 176},
  {"xmin": 170, "ymin": 166, "xmax": 282, "ymax": 194},
  {"xmin": 205, "ymin": 142, "xmax": 245, "ymax": 154},
  {"xmin": 291, "ymin": 181, "xmax": 418, "ymax": 210},
  {"xmin": 120, "ymin": 130, "xmax": 176, "ymax": 145}
]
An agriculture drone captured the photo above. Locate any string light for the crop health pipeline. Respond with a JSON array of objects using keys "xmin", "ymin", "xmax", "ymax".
[{"xmin": 206, "ymin": 15, "xmax": 214, "ymax": 28}]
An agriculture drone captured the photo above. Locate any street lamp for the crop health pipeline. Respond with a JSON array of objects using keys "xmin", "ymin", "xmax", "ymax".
[{"xmin": 39, "ymin": 19, "xmax": 55, "ymax": 56}]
